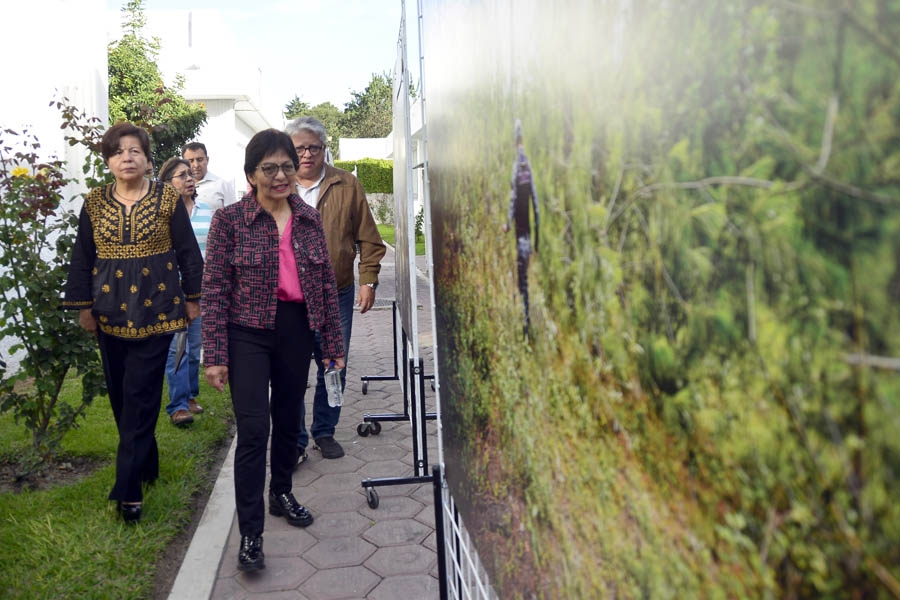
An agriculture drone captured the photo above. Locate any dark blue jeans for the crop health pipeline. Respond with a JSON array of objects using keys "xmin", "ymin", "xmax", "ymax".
[
  {"xmin": 164, "ymin": 315, "xmax": 201, "ymax": 415},
  {"xmin": 298, "ymin": 283, "xmax": 354, "ymax": 449}
]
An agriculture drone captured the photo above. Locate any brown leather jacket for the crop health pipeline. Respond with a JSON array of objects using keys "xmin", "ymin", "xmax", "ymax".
[{"xmin": 315, "ymin": 164, "xmax": 385, "ymax": 289}]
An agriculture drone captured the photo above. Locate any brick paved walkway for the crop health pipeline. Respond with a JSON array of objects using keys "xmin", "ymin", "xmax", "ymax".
[{"xmin": 204, "ymin": 246, "xmax": 441, "ymax": 599}]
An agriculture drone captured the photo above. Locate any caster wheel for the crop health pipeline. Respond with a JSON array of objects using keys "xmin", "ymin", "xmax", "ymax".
[
  {"xmin": 366, "ymin": 488, "xmax": 379, "ymax": 509},
  {"xmin": 357, "ymin": 423, "xmax": 371, "ymax": 437},
  {"xmin": 370, "ymin": 421, "xmax": 382, "ymax": 435},
  {"xmin": 362, "ymin": 381, "xmax": 368, "ymax": 395}
]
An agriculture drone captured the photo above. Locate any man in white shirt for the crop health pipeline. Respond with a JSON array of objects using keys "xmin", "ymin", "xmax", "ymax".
[{"xmin": 182, "ymin": 142, "xmax": 237, "ymax": 211}]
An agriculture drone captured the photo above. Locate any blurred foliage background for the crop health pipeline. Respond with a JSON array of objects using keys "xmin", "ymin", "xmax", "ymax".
[{"xmin": 426, "ymin": 0, "xmax": 900, "ymax": 597}]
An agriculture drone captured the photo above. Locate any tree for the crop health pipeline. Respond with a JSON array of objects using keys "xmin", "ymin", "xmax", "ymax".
[
  {"xmin": 107, "ymin": 0, "xmax": 206, "ymax": 165},
  {"xmin": 283, "ymin": 95, "xmax": 310, "ymax": 120},
  {"xmin": 341, "ymin": 72, "xmax": 393, "ymax": 138}
]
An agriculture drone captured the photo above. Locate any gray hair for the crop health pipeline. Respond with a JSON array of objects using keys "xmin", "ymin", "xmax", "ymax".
[{"xmin": 285, "ymin": 116, "xmax": 327, "ymax": 146}]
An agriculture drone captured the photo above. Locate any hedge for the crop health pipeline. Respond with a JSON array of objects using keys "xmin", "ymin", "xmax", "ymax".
[{"xmin": 334, "ymin": 158, "xmax": 393, "ymax": 193}]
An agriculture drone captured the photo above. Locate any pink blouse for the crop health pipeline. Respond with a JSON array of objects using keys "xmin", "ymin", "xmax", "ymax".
[{"xmin": 276, "ymin": 218, "xmax": 305, "ymax": 303}]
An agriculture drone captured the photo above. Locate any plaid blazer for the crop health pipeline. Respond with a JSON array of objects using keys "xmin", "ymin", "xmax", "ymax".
[{"xmin": 201, "ymin": 192, "xmax": 343, "ymax": 366}]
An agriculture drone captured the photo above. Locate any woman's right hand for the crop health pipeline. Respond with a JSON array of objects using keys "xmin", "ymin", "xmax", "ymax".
[
  {"xmin": 205, "ymin": 365, "xmax": 229, "ymax": 392},
  {"xmin": 79, "ymin": 309, "xmax": 97, "ymax": 333}
]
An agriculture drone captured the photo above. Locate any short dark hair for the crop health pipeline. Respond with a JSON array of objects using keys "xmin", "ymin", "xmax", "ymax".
[
  {"xmin": 244, "ymin": 129, "xmax": 299, "ymax": 191},
  {"xmin": 101, "ymin": 122, "xmax": 151, "ymax": 162},
  {"xmin": 182, "ymin": 142, "xmax": 208, "ymax": 157},
  {"xmin": 158, "ymin": 157, "xmax": 191, "ymax": 183}
]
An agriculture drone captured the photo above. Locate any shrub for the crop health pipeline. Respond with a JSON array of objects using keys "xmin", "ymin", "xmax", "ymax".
[
  {"xmin": 0, "ymin": 129, "xmax": 106, "ymax": 475},
  {"xmin": 334, "ymin": 158, "xmax": 393, "ymax": 193}
]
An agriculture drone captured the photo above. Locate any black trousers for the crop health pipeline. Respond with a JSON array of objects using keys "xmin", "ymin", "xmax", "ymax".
[
  {"xmin": 97, "ymin": 331, "xmax": 173, "ymax": 503},
  {"xmin": 228, "ymin": 301, "xmax": 315, "ymax": 537}
]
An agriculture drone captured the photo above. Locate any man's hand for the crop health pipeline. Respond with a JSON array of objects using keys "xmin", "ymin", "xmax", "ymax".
[
  {"xmin": 356, "ymin": 284, "xmax": 375, "ymax": 314},
  {"xmin": 79, "ymin": 309, "xmax": 97, "ymax": 333},
  {"xmin": 185, "ymin": 301, "xmax": 201, "ymax": 323},
  {"xmin": 205, "ymin": 365, "xmax": 228, "ymax": 392},
  {"xmin": 322, "ymin": 357, "xmax": 346, "ymax": 370},
  {"xmin": 502, "ymin": 223, "xmax": 509, "ymax": 233}
]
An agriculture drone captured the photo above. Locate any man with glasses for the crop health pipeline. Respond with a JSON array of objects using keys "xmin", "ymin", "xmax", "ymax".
[
  {"xmin": 182, "ymin": 142, "xmax": 237, "ymax": 211},
  {"xmin": 285, "ymin": 116, "xmax": 385, "ymax": 461}
]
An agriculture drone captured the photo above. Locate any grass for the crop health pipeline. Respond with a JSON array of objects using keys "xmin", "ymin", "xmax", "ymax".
[
  {"xmin": 0, "ymin": 369, "xmax": 233, "ymax": 599},
  {"xmin": 378, "ymin": 223, "xmax": 425, "ymax": 255}
]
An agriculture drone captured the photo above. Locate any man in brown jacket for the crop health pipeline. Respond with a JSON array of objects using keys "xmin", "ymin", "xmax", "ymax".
[{"xmin": 286, "ymin": 116, "xmax": 386, "ymax": 460}]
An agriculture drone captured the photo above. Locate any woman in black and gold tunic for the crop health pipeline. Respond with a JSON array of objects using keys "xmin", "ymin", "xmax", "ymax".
[{"xmin": 63, "ymin": 123, "xmax": 203, "ymax": 523}]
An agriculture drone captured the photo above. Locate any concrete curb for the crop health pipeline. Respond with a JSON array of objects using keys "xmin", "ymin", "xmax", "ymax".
[{"xmin": 168, "ymin": 435, "xmax": 237, "ymax": 600}]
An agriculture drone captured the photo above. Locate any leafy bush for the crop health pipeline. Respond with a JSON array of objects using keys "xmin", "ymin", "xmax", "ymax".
[
  {"xmin": 0, "ymin": 129, "xmax": 106, "ymax": 475},
  {"xmin": 334, "ymin": 158, "xmax": 393, "ymax": 193}
]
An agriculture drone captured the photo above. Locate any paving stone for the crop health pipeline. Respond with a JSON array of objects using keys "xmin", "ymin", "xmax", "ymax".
[
  {"xmin": 303, "ymin": 536, "xmax": 377, "ymax": 569},
  {"xmin": 356, "ymin": 443, "xmax": 408, "ymax": 461},
  {"xmin": 359, "ymin": 459, "xmax": 409, "ymax": 478},
  {"xmin": 358, "ymin": 495, "xmax": 424, "ymax": 520},
  {"xmin": 364, "ymin": 544, "xmax": 436, "ymax": 577},
  {"xmin": 298, "ymin": 566, "xmax": 380, "ymax": 599},
  {"xmin": 362, "ymin": 518, "xmax": 430, "ymax": 546},
  {"xmin": 219, "ymin": 531, "xmax": 243, "ymax": 578},
  {"xmin": 263, "ymin": 528, "xmax": 317, "ymax": 557},
  {"xmin": 291, "ymin": 465, "xmax": 322, "ymax": 487},
  {"xmin": 305, "ymin": 510, "xmax": 371, "ymax": 538},
  {"xmin": 367, "ymin": 574, "xmax": 441, "ymax": 600},
  {"xmin": 248, "ymin": 591, "xmax": 309, "ymax": 600},
  {"xmin": 308, "ymin": 471, "xmax": 368, "ymax": 493},
  {"xmin": 409, "ymin": 483, "xmax": 434, "ymax": 505},
  {"xmin": 309, "ymin": 454, "xmax": 364, "ymax": 475},
  {"xmin": 415, "ymin": 504, "xmax": 436, "ymax": 528},
  {"xmin": 210, "ymin": 577, "xmax": 248, "ymax": 600},
  {"xmin": 236, "ymin": 557, "xmax": 315, "ymax": 593},
  {"xmin": 304, "ymin": 490, "xmax": 367, "ymax": 514},
  {"xmin": 422, "ymin": 530, "xmax": 437, "ymax": 552}
]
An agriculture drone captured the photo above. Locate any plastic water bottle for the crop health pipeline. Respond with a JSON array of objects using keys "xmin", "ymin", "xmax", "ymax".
[{"xmin": 325, "ymin": 361, "xmax": 343, "ymax": 408}]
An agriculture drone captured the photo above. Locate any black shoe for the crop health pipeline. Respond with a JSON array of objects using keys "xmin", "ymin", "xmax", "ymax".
[
  {"xmin": 293, "ymin": 448, "xmax": 308, "ymax": 471},
  {"xmin": 117, "ymin": 501, "xmax": 142, "ymax": 524},
  {"xmin": 268, "ymin": 491, "xmax": 314, "ymax": 527},
  {"xmin": 237, "ymin": 535, "xmax": 265, "ymax": 571},
  {"xmin": 314, "ymin": 436, "xmax": 345, "ymax": 459}
]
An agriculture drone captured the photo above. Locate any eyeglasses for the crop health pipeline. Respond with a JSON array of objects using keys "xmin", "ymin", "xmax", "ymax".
[
  {"xmin": 294, "ymin": 145, "xmax": 324, "ymax": 157},
  {"xmin": 257, "ymin": 162, "xmax": 297, "ymax": 178},
  {"xmin": 170, "ymin": 172, "xmax": 193, "ymax": 181}
]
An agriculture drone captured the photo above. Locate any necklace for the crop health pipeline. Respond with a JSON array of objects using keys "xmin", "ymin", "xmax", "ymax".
[{"xmin": 113, "ymin": 180, "xmax": 147, "ymax": 204}]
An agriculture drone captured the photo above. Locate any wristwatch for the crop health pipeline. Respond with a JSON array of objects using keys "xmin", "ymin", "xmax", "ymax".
[{"xmin": 364, "ymin": 282, "xmax": 377, "ymax": 290}]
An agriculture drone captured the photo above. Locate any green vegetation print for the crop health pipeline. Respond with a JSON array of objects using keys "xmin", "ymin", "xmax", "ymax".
[{"xmin": 424, "ymin": 0, "xmax": 900, "ymax": 598}]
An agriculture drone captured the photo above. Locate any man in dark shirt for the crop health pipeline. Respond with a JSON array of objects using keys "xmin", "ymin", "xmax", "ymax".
[{"xmin": 502, "ymin": 120, "xmax": 540, "ymax": 335}]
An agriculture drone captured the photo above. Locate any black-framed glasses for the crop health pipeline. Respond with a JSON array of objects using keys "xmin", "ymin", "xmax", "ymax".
[
  {"xmin": 257, "ymin": 162, "xmax": 297, "ymax": 178},
  {"xmin": 294, "ymin": 145, "xmax": 324, "ymax": 156}
]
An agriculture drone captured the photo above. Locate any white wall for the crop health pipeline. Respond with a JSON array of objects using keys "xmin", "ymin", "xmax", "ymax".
[
  {"xmin": 0, "ymin": 0, "xmax": 109, "ymax": 372},
  {"xmin": 339, "ymin": 136, "xmax": 394, "ymax": 161},
  {"xmin": 189, "ymin": 99, "xmax": 243, "ymax": 202}
]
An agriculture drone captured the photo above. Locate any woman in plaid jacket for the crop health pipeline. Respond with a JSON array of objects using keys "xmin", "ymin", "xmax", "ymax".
[{"xmin": 201, "ymin": 129, "xmax": 344, "ymax": 572}]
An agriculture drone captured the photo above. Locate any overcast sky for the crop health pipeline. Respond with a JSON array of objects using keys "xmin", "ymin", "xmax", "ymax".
[{"xmin": 105, "ymin": 0, "xmax": 420, "ymax": 124}]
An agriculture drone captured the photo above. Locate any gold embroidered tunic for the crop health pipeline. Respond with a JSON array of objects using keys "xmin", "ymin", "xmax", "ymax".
[{"xmin": 63, "ymin": 182, "xmax": 203, "ymax": 339}]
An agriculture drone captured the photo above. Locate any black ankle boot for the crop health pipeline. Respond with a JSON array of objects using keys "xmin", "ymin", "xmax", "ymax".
[
  {"xmin": 268, "ymin": 491, "xmax": 314, "ymax": 527},
  {"xmin": 117, "ymin": 501, "xmax": 142, "ymax": 524},
  {"xmin": 237, "ymin": 535, "xmax": 265, "ymax": 571}
]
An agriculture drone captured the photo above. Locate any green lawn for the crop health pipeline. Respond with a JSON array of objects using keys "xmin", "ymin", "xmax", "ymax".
[
  {"xmin": 378, "ymin": 223, "xmax": 425, "ymax": 256},
  {"xmin": 0, "ymin": 369, "xmax": 233, "ymax": 599}
]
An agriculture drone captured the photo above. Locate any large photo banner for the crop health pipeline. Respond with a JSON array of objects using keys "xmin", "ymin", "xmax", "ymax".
[
  {"xmin": 425, "ymin": 0, "xmax": 900, "ymax": 597},
  {"xmin": 393, "ymin": 12, "xmax": 418, "ymax": 354}
]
